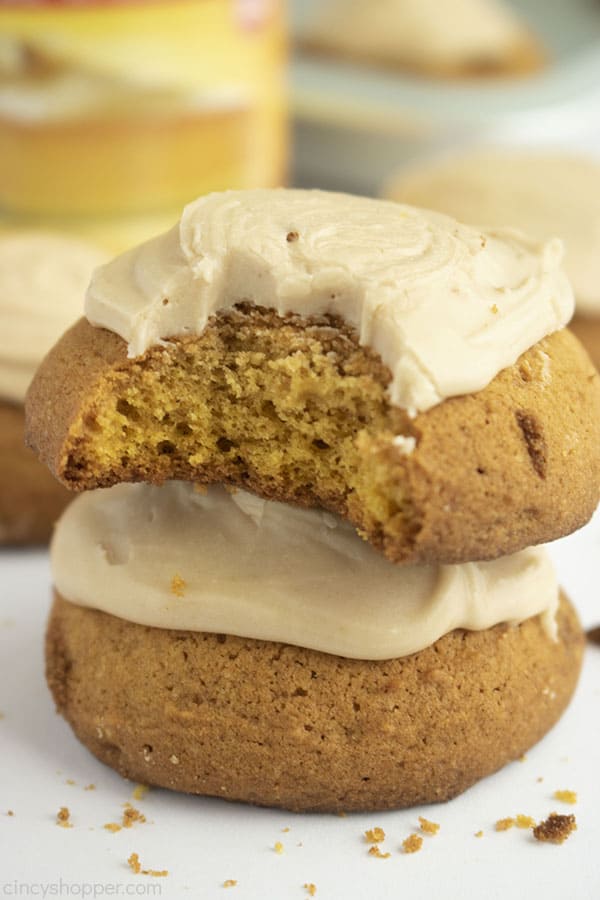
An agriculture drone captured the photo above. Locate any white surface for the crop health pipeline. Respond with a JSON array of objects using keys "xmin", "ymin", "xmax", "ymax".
[{"xmin": 1, "ymin": 511, "xmax": 599, "ymax": 899}]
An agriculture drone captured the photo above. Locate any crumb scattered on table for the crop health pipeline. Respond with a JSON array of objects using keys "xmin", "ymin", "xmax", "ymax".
[
  {"xmin": 66, "ymin": 779, "xmax": 76, "ymax": 786},
  {"xmin": 282, "ymin": 827, "xmax": 290, "ymax": 833},
  {"xmin": 104, "ymin": 823, "xmax": 122, "ymax": 833},
  {"xmin": 304, "ymin": 884, "xmax": 317, "ymax": 896},
  {"xmin": 516, "ymin": 815, "xmax": 536, "ymax": 829},
  {"xmin": 223, "ymin": 880, "xmax": 237, "ymax": 888},
  {"xmin": 127, "ymin": 852, "xmax": 168, "ymax": 876},
  {"xmin": 495, "ymin": 817, "xmax": 515, "ymax": 832},
  {"xmin": 368, "ymin": 845, "xmax": 390, "ymax": 859},
  {"xmin": 56, "ymin": 807, "xmax": 72, "ymax": 828},
  {"xmin": 402, "ymin": 834, "xmax": 423, "ymax": 854},
  {"xmin": 533, "ymin": 813, "xmax": 577, "ymax": 845},
  {"xmin": 418, "ymin": 816, "xmax": 440, "ymax": 835},
  {"xmin": 170, "ymin": 574, "xmax": 186, "ymax": 598},
  {"xmin": 274, "ymin": 841, "xmax": 284, "ymax": 855},
  {"xmin": 364, "ymin": 827, "xmax": 385, "ymax": 844},
  {"xmin": 84, "ymin": 784, "xmax": 96, "ymax": 791},
  {"xmin": 122, "ymin": 803, "xmax": 146, "ymax": 828},
  {"xmin": 553, "ymin": 790, "xmax": 577, "ymax": 805},
  {"xmin": 586, "ymin": 625, "xmax": 600, "ymax": 645},
  {"xmin": 6, "ymin": 810, "xmax": 14, "ymax": 817},
  {"xmin": 132, "ymin": 784, "xmax": 149, "ymax": 801},
  {"xmin": 474, "ymin": 830, "xmax": 483, "ymax": 838}
]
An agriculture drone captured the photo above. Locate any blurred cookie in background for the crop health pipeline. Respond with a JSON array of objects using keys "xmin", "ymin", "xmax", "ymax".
[
  {"xmin": 387, "ymin": 151, "xmax": 600, "ymax": 368},
  {"xmin": 0, "ymin": 231, "xmax": 106, "ymax": 544},
  {"xmin": 300, "ymin": 0, "xmax": 546, "ymax": 78}
]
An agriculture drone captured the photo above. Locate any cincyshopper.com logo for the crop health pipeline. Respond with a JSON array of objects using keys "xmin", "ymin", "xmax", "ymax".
[{"xmin": 2, "ymin": 881, "xmax": 162, "ymax": 898}]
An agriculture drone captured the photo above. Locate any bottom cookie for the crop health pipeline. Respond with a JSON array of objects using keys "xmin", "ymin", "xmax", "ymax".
[
  {"xmin": 0, "ymin": 401, "xmax": 71, "ymax": 545},
  {"xmin": 46, "ymin": 593, "xmax": 583, "ymax": 813}
]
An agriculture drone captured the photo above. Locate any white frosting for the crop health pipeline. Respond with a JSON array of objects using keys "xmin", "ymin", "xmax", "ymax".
[
  {"xmin": 304, "ymin": 0, "xmax": 537, "ymax": 72},
  {"xmin": 0, "ymin": 232, "xmax": 107, "ymax": 404},
  {"xmin": 51, "ymin": 482, "xmax": 559, "ymax": 661},
  {"xmin": 85, "ymin": 189, "xmax": 573, "ymax": 415},
  {"xmin": 389, "ymin": 152, "xmax": 600, "ymax": 316}
]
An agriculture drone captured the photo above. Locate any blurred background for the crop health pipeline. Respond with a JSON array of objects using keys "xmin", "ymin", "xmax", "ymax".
[{"xmin": 2, "ymin": 0, "xmax": 600, "ymax": 251}]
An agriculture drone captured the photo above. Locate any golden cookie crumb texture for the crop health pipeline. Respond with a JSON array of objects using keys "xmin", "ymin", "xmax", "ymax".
[
  {"xmin": 223, "ymin": 880, "xmax": 237, "ymax": 888},
  {"xmin": 84, "ymin": 784, "xmax": 96, "ymax": 791},
  {"xmin": 495, "ymin": 817, "xmax": 515, "ymax": 831},
  {"xmin": 104, "ymin": 823, "xmax": 122, "ymax": 833},
  {"xmin": 274, "ymin": 841, "xmax": 284, "ymax": 855},
  {"xmin": 474, "ymin": 830, "xmax": 483, "ymax": 838},
  {"xmin": 128, "ymin": 852, "xmax": 168, "ymax": 877},
  {"xmin": 368, "ymin": 845, "xmax": 391, "ymax": 859},
  {"xmin": 402, "ymin": 834, "xmax": 423, "ymax": 854},
  {"xmin": 553, "ymin": 790, "xmax": 577, "ymax": 805},
  {"xmin": 365, "ymin": 827, "xmax": 386, "ymax": 844},
  {"xmin": 304, "ymin": 885, "xmax": 317, "ymax": 897},
  {"xmin": 533, "ymin": 812, "xmax": 577, "ymax": 844},
  {"xmin": 56, "ymin": 807, "xmax": 72, "ymax": 828},
  {"xmin": 516, "ymin": 815, "xmax": 536, "ymax": 829},
  {"xmin": 132, "ymin": 784, "xmax": 149, "ymax": 801},
  {"xmin": 418, "ymin": 816, "xmax": 440, "ymax": 835},
  {"xmin": 170, "ymin": 575, "xmax": 186, "ymax": 598}
]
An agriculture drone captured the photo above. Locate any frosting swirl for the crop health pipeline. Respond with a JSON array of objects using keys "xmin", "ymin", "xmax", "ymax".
[{"xmin": 86, "ymin": 189, "xmax": 573, "ymax": 414}]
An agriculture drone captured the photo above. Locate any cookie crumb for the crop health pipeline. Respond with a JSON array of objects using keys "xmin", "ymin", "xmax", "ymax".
[
  {"xmin": 132, "ymin": 784, "xmax": 149, "ymax": 801},
  {"xmin": 274, "ymin": 841, "xmax": 284, "ymax": 855},
  {"xmin": 516, "ymin": 815, "xmax": 536, "ymax": 829},
  {"xmin": 104, "ymin": 823, "xmax": 122, "ymax": 833},
  {"xmin": 122, "ymin": 804, "xmax": 146, "ymax": 828},
  {"xmin": 533, "ymin": 813, "xmax": 577, "ymax": 845},
  {"xmin": 519, "ymin": 754, "xmax": 527, "ymax": 762},
  {"xmin": 586, "ymin": 625, "xmax": 600, "ymax": 645},
  {"xmin": 364, "ymin": 827, "xmax": 385, "ymax": 844},
  {"xmin": 474, "ymin": 831, "xmax": 483, "ymax": 838},
  {"xmin": 286, "ymin": 231, "xmax": 299, "ymax": 243},
  {"xmin": 304, "ymin": 884, "xmax": 317, "ymax": 896},
  {"xmin": 6, "ymin": 810, "xmax": 14, "ymax": 817},
  {"xmin": 553, "ymin": 790, "xmax": 577, "ymax": 805},
  {"xmin": 84, "ymin": 784, "xmax": 96, "ymax": 791},
  {"xmin": 223, "ymin": 880, "xmax": 237, "ymax": 888},
  {"xmin": 537, "ymin": 777, "xmax": 544, "ymax": 783},
  {"xmin": 66, "ymin": 778, "xmax": 76, "ymax": 785},
  {"xmin": 56, "ymin": 806, "xmax": 72, "ymax": 828},
  {"xmin": 402, "ymin": 834, "xmax": 423, "ymax": 854},
  {"xmin": 418, "ymin": 816, "xmax": 440, "ymax": 835},
  {"xmin": 490, "ymin": 304, "xmax": 499, "ymax": 314},
  {"xmin": 495, "ymin": 817, "xmax": 515, "ymax": 832},
  {"xmin": 170, "ymin": 575, "xmax": 186, "ymax": 598},
  {"xmin": 368, "ymin": 845, "xmax": 391, "ymax": 859},
  {"xmin": 128, "ymin": 852, "xmax": 168, "ymax": 877}
]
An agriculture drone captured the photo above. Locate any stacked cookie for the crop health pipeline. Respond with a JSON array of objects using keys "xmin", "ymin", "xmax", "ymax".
[
  {"xmin": 27, "ymin": 190, "xmax": 600, "ymax": 812},
  {"xmin": 0, "ymin": 232, "xmax": 106, "ymax": 544}
]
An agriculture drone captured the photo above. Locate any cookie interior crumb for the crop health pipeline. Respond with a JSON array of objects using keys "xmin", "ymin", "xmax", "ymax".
[
  {"xmin": 56, "ymin": 806, "xmax": 72, "ymax": 828},
  {"xmin": 365, "ymin": 827, "xmax": 386, "ymax": 844},
  {"xmin": 553, "ymin": 789, "xmax": 577, "ymax": 805},
  {"xmin": 104, "ymin": 823, "xmax": 122, "ymax": 833},
  {"xmin": 122, "ymin": 803, "xmax": 146, "ymax": 827},
  {"xmin": 132, "ymin": 784, "xmax": 149, "ymax": 801},
  {"xmin": 402, "ymin": 834, "xmax": 423, "ymax": 854},
  {"xmin": 128, "ymin": 852, "xmax": 168, "ymax": 877},
  {"xmin": 170, "ymin": 575, "xmax": 186, "ymax": 598},
  {"xmin": 368, "ymin": 845, "xmax": 391, "ymax": 859},
  {"xmin": 516, "ymin": 815, "xmax": 536, "ymax": 829},
  {"xmin": 495, "ymin": 817, "xmax": 515, "ymax": 831},
  {"xmin": 418, "ymin": 816, "xmax": 440, "ymax": 835},
  {"xmin": 533, "ymin": 812, "xmax": 577, "ymax": 844}
]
